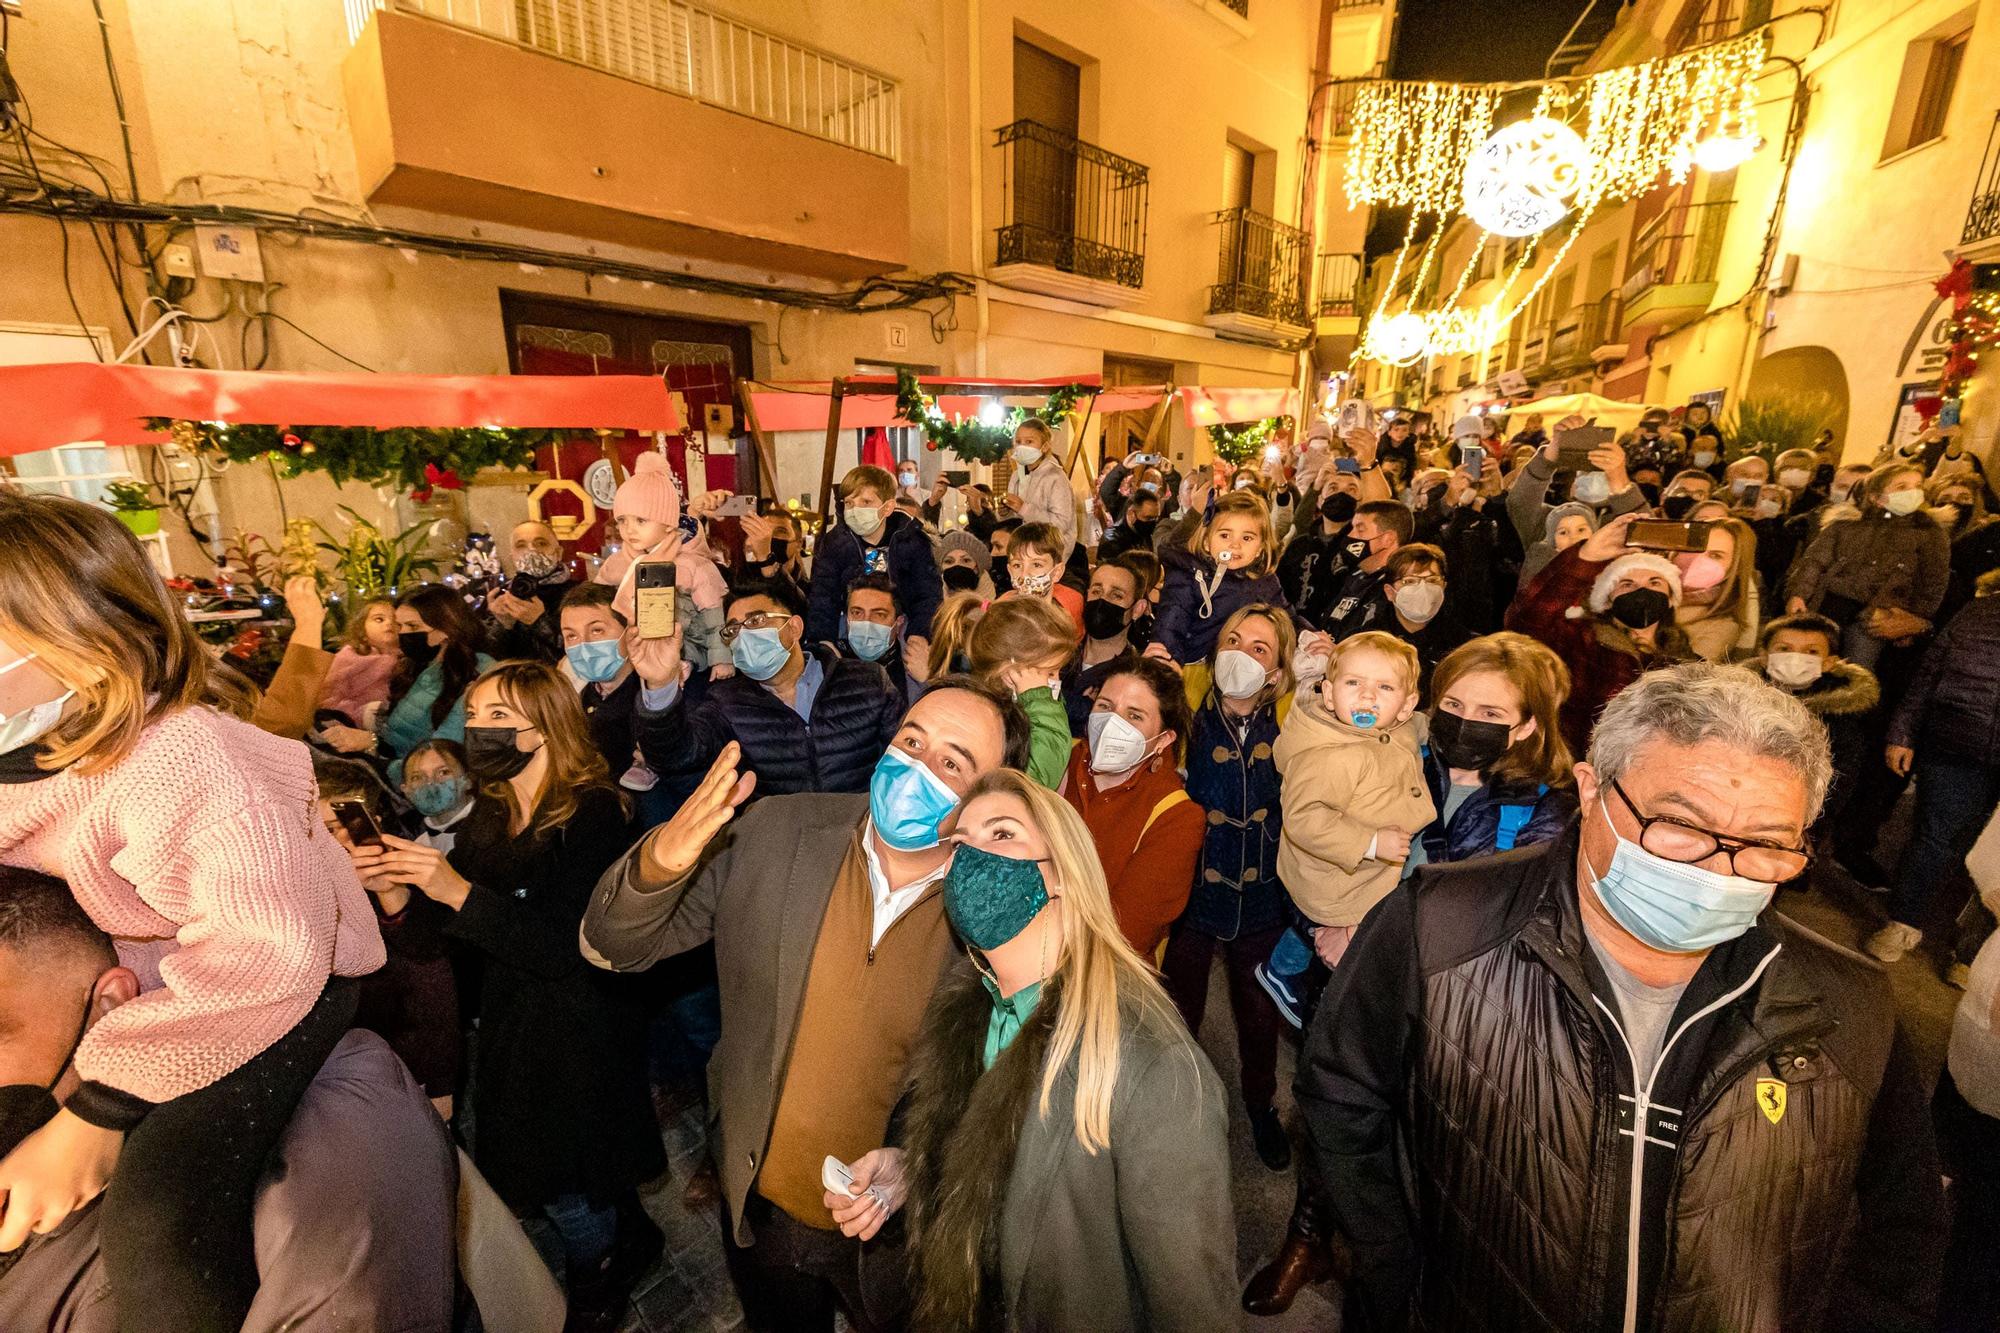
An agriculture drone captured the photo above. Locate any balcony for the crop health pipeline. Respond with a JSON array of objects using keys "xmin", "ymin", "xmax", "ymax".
[
  {"xmin": 1203, "ymin": 208, "xmax": 1309, "ymax": 345},
  {"xmin": 341, "ymin": 0, "xmax": 908, "ymax": 280},
  {"xmin": 1532, "ymin": 292, "xmax": 1626, "ymax": 374},
  {"xmin": 991, "ymin": 120, "xmax": 1150, "ymax": 306},
  {"xmin": 1965, "ymin": 112, "xmax": 2000, "ymax": 250},
  {"xmin": 1621, "ymin": 200, "xmax": 1732, "ymax": 333},
  {"xmin": 1316, "ymin": 251, "xmax": 1364, "ymax": 323}
]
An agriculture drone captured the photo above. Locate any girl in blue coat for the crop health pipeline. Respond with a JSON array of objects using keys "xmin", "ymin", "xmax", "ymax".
[{"xmin": 1146, "ymin": 490, "xmax": 1289, "ymax": 666}]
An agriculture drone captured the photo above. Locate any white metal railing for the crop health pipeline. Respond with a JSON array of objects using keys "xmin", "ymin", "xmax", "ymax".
[{"xmin": 345, "ymin": 0, "xmax": 901, "ymax": 161}]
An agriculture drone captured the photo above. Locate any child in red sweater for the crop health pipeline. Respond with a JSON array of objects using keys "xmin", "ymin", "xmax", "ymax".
[{"xmin": 0, "ymin": 493, "xmax": 383, "ymax": 1332}]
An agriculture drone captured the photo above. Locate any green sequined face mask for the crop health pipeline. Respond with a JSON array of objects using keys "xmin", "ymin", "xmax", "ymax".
[{"xmin": 943, "ymin": 843, "xmax": 1051, "ymax": 950}]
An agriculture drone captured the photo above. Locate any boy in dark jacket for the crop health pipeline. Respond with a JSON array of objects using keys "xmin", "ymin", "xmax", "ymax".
[
  {"xmin": 805, "ymin": 464, "xmax": 943, "ymax": 644},
  {"xmin": 1745, "ymin": 613, "xmax": 1880, "ymax": 839}
]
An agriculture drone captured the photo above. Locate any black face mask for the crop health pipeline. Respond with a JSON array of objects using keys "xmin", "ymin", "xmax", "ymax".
[
  {"xmin": 1609, "ymin": 586, "xmax": 1672, "ymax": 630},
  {"xmin": 1344, "ymin": 537, "xmax": 1372, "ymax": 562},
  {"xmin": 465, "ymin": 725, "xmax": 538, "ymax": 781},
  {"xmin": 767, "ymin": 538, "xmax": 791, "ymax": 565},
  {"xmin": 1660, "ymin": 494, "xmax": 1697, "ymax": 521},
  {"xmin": 1321, "ymin": 492, "xmax": 1359, "ymax": 525},
  {"xmin": 1428, "ymin": 708, "xmax": 1515, "ymax": 773},
  {"xmin": 1127, "ymin": 518, "xmax": 1159, "ymax": 540},
  {"xmin": 399, "ymin": 631, "xmax": 439, "ymax": 667},
  {"xmin": 941, "ymin": 565, "xmax": 982, "ymax": 593},
  {"xmin": 989, "ymin": 564, "xmax": 1013, "ymax": 595},
  {"xmin": 1082, "ymin": 597, "xmax": 1128, "ymax": 641},
  {"xmin": 1637, "ymin": 482, "xmax": 1662, "ymax": 507}
]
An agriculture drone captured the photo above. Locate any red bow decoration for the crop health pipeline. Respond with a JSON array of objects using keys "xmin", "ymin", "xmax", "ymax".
[
  {"xmin": 1936, "ymin": 259, "xmax": 1974, "ymax": 305},
  {"xmin": 424, "ymin": 462, "xmax": 463, "ymax": 491}
]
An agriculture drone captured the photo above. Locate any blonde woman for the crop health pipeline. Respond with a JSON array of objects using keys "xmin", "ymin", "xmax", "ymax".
[
  {"xmin": 841, "ymin": 770, "xmax": 1233, "ymax": 1332},
  {"xmin": 1672, "ymin": 516, "xmax": 1760, "ymax": 661}
]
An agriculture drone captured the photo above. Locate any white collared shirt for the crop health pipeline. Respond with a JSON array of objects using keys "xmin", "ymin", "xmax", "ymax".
[{"xmin": 858, "ymin": 817, "xmax": 953, "ymax": 948}]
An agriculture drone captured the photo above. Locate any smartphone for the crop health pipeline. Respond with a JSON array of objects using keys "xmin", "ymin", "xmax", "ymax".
[
  {"xmin": 715, "ymin": 494, "xmax": 758, "ymax": 518},
  {"xmin": 1627, "ymin": 519, "xmax": 1713, "ymax": 553},
  {"xmin": 1333, "ymin": 457, "xmax": 1362, "ymax": 475},
  {"xmin": 1554, "ymin": 425, "xmax": 1615, "ymax": 469},
  {"xmin": 634, "ymin": 560, "xmax": 679, "ymax": 639},
  {"xmin": 821, "ymin": 1155, "xmax": 856, "ymax": 1196},
  {"xmin": 329, "ymin": 799, "xmax": 383, "ymax": 848},
  {"xmin": 507, "ymin": 572, "xmax": 540, "ymax": 600},
  {"xmin": 1741, "ymin": 483, "xmax": 1763, "ymax": 508},
  {"xmin": 1459, "ymin": 443, "xmax": 1484, "ymax": 479},
  {"xmin": 944, "ymin": 469, "xmax": 971, "ymax": 486}
]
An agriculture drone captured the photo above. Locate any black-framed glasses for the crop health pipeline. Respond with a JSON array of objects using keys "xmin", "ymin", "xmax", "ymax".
[
  {"xmin": 1609, "ymin": 779, "xmax": 1812, "ymax": 883},
  {"xmin": 719, "ymin": 610, "xmax": 787, "ymax": 644}
]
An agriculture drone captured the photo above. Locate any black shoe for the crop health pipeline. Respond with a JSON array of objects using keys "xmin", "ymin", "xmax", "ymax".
[{"xmin": 1250, "ymin": 1105, "xmax": 1292, "ymax": 1172}]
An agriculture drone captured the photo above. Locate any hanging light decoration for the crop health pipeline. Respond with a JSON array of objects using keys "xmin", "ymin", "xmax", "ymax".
[
  {"xmin": 1362, "ymin": 312, "xmax": 1432, "ymax": 366},
  {"xmin": 1690, "ymin": 132, "xmax": 1761, "ymax": 173},
  {"xmin": 1461, "ymin": 115, "xmax": 1590, "ymax": 237}
]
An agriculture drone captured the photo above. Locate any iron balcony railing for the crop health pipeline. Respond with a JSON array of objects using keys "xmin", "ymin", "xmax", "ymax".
[
  {"xmin": 1622, "ymin": 200, "xmax": 1733, "ymax": 307},
  {"xmin": 1207, "ymin": 208, "xmax": 1310, "ymax": 325},
  {"xmin": 994, "ymin": 119, "xmax": 1149, "ymax": 289},
  {"xmin": 1540, "ymin": 292, "xmax": 1625, "ymax": 367},
  {"xmin": 1329, "ymin": 82, "xmax": 1362, "ymax": 137},
  {"xmin": 345, "ymin": 0, "xmax": 901, "ymax": 160},
  {"xmin": 1317, "ymin": 252, "xmax": 1364, "ymax": 316},
  {"xmin": 1216, "ymin": 0, "xmax": 1248, "ymax": 14},
  {"xmin": 1966, "ymin": 111, "xmax": 2000, "ymax": 246}
]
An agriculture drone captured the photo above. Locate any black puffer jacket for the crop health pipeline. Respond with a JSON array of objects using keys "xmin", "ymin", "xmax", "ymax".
[
  {"xmin": 805, "ymin": 509, "xmax": 943, "ymax": 641},
  {"xmin": 635, "ymin": 645, "xmax": 903, "ymax": 797},
  {"xmin": 1888, "ymin": 594, "xmax": 2000, "ymax": 761},
  {"xmin": 1297, "ymin": 828, "xmax": 1943, "ymax": 1333}
]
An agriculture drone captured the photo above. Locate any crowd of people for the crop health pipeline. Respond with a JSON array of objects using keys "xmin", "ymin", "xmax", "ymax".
[{"xmin": 0, "ymin": 397, "xmax": 1995, "ymax": 1332}]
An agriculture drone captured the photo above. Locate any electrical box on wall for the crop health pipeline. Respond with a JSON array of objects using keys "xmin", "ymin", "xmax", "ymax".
[
  {"xmin": 193, "ymin": 225, "xmax": 265, "ymax": 283},
  {"xmin": 161, "ymin": 244, "xmax": 197, "ymax": 279}
]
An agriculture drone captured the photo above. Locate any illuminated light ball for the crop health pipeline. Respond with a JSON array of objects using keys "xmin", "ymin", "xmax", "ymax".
[
  {"xmin": 1370, "ymin": 312, "xmax": 1431, "ymax": 366},
  {"xmin": 978, "ymin": 400, "xmax": 1007, "ymax": 428},
  {"xmin": 1461, "ymin": 116, "xmax": 1589, "ymax": 238},
  {"xmin": 1691, "ymin": 134, "xmax": 1759, "ymax": 174}
]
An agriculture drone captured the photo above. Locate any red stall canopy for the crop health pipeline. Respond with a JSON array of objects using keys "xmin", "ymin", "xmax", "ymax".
[
  {"xmin": 1179, "ymin": 386, "xmax": 1301, "ymax": 428},
  {"xmin": 0, "ymin": 362, "xmax": 682, "ymax": 456}
]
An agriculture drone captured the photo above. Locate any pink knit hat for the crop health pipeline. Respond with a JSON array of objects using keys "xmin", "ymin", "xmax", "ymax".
[{"xmin": 613, "ymin": 452, "xmax": 680, "ymax": 526}]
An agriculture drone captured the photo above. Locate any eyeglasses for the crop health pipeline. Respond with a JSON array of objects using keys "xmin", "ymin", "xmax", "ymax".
[
  {"xmin": 1608, "ymin": 779, "xmax": 1811, "ymax": 883},
  {"xmin": 719, "ymin": 611, "xmax": 787, "ymax": 644}
]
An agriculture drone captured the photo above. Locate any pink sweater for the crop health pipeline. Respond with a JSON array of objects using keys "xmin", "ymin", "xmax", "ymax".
[
  {"xmin": 318, "ymin": 646, "xmax": 399, "ymax": 726},
  {"xmin": 0, "ymin": 707, "xmax": 385, "ymax": 1106}
]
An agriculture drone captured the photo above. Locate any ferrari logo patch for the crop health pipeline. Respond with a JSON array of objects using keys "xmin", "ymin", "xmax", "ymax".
[{"xmin": 1756, "ymin": 1077, "xmax": 1787, "ymax": 1125}]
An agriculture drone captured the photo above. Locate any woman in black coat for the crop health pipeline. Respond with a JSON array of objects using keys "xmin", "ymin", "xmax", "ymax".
[{"xmin": 350, "ymin": 660, "xmax": 664, "ymax": 1324}]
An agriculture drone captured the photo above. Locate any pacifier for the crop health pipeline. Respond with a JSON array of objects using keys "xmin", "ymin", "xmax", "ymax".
[{"xmin": 1351, "ymin": 710, "xmax": 1378, "ymax": 729}]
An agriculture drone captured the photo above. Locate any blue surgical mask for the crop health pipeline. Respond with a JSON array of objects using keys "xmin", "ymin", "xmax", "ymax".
[
  {"xmin": 565, "ymin": 638, "xmax": 627, "ymax": 684},
  {"xmin": 409, "ymin": 775, "xmax": 471, "ymax": 818},
  {"xmin": 868, "ymin": 746, "xmax": 961, "ymax": 851},
  {"xmin": 731, "ymin": 625, "xmax": 792, "ymax": 680},
  {"xmin": 848, "ymin": 621, "xmax": 894, "ymax": 662},
  {"xmin": 1585, "ymin": 796, "xmax": 1774, "ymax": 952}
]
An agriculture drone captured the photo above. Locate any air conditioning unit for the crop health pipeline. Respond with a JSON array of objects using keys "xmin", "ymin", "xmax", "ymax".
[{"xmin": 1766, "ymin": 253, "xmax": 1799, "ymax": 296}]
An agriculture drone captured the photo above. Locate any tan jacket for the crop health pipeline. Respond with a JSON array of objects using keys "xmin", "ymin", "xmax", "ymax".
[{"xmin": 1273, "ymin": 691, "xmax": 1435, "ymax": 927}]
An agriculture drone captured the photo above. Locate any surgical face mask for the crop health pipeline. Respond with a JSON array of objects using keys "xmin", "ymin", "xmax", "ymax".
[
  {"xmin": 1014, "ymin": 569, "xmax": 1054, "ymax": 597},
  {"xmin": 1427, "ymin": 708, "xmax": 1513, "ymax": 772},
  {"xmin": 398, "ymin": 631, "xmax": 439, "ymax": 666},
  {"xmin": 941, "ymin": 565, "xmax": 982, "ymax": 593},
  {"xmin": 465, "ymin": 725, "xmax": 539, "ymax": 781},
  {"xmin": 1571, "ymin": 471, "xmax": 1613, "ymax": 506},
  {"xmin": 1765, "ymin": 651, "xmax": 1824, "ymax": 689},
  {"xmin": 1012, "ymin": 444, "xmax": 1044, "ymax": 468},
  {"xmin": 847, "ymin": 620, "xmax": 894, "ymax": 662},
  {"xmin": 1883, "ymin": 489, "xmax": 1926, "ymax": 517},
  {"xmin": 1754, "ymin": 498, "xmax": 1783, "ymax": 520},
  {"xmin": 1212, "ymin": 648, "xmax": 1270, "ymax": 700},
  {"xmin": 731, "ymin": 625, "xmax": 792, "ymax": 680},
  {"xmin": 1393, "ymin": 581, "xmax": 1445, "ymax": 624},
  {"xmin": 869, "ymin": 745, "xmax": 961, "ymax": 851},
  {"xmin": 0, "ymin": 653, "xmax": 74, "ymax": 757},
  {"xmin": 1778, "ymin": 468, "xmax": 1812, "ymax": 491},
  {"xmin": 1608, "ymin": 586, "xmax": 1671, "ymax": 630},
  {"xmin": 565, "ymin": 638, "xmax": 627, "ymax": 684},
  {"xmin": 1586, "ymin": 796, "xmax": 1775, "ymax": 952},
  {"xmin": 942, "ymin": 843, "xmax": 1050, "ymax": 950},
  {"xmin": 1082, "ymin": 597, "xmax": 1127, "ymax": 641},
  {"xmin": 1675, "ymin": 552, "xmax": 1726, "ymax": 593},
  {"xmin": 1692, "ymin": 450, "xmax": 1718, "ymax": 468},
  {"xmin": 1086, "ymin": 710, "xmax": 1155, "ymax": 774},
  {"xmin": 898, "ymin": 472, "xmax": 918, "ymax": 489},
  {"xmin": 843, "ymin": 506, "xmax": 883, "ymax": 536},
  {"xmin": 409, "ymin": 774, "xmax": 471, "ymax": 818}
]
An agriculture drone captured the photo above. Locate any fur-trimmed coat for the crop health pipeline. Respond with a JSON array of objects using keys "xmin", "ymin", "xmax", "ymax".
[
  {"xmin": 1749, "ymin": 656, "xmax": 1881, "ymax": 828},
  {"xmin": 899, "ymin": 962, "xmax": 1235, "ymax": 1333}
]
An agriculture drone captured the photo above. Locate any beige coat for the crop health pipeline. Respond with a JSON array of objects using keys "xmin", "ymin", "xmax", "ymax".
[{"xmin": 1273, "ymin": 691, "xmax": 1436, "ymax": 927}]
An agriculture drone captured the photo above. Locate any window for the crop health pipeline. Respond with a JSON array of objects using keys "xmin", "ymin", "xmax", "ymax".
[
  {"xmin": 7, "ymin": 443, "xmax": 143, "ymax": 506},
  {"xmin": 1882, "ymin": 20, "xmax": 1971, "ymax": 159}
]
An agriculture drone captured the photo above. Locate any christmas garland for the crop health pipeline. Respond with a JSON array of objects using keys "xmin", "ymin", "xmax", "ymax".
[
  {"xmin": 1936, "ymin": 259, "xmax": 1998, "ymax": 404},
  {"xmin": 1208, "ymin": 416, "xmax": 1290, "ymax": 466},
  {"xmin": 146, "ymin": 418, "xmax": 565, "ymax": 499},
  {"xmin": 893, "ymin": 370, "xmax": 1092, "ymax": 464}
]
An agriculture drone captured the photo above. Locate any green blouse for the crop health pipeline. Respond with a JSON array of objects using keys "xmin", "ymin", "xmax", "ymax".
[{"xmin": 981, "ymin": 975, "xmax": 1045, "ymax": 1070}]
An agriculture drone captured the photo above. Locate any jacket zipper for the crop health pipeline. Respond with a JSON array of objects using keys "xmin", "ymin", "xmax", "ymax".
[
  {"xmin": 1590, "ymin": 940, "xmax": 1783, "ymax": 1333},
  {"xmin": 867, "ymin": 883, "xmax": 941, "ymax": 966}
]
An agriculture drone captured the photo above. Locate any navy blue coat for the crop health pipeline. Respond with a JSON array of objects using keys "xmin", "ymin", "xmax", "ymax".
[
  {"xmin": 1414, "ymin": 742, "xmax": 1577, "ymax": 865},
  {"xmin": 805, "ymin": 510, "xmax": 943, "ymax": 643},
  {"xmin": 634, "ymin": 645, "xmax": 903, "ymax": 797},
  {"xmin": 1151, "ymin": 547, "xmax": 1289, "ymax": 665},
  {"xmin": 1181, "ymin": 692, "xmax": 1288, "ymax": 940}
]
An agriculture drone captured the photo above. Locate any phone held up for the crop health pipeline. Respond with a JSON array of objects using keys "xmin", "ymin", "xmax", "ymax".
[
  {"xmin": 1626, "ymin": 519, "xmax": 1713, "ymax": 553},
  {"xmin": 329, "ymin": 799, "xmax": 384, "ymax": 848},
  {"xmin": 1554, "ymin": 424, "xmax": 1615, "ymax": 470},
  {"xmin": 1458, "ymin": 443, "xmax": 1484, "ymax": 480},
  {"xmin": 635, "ymin": 560, "xmax": 678, "ymax": 639}
]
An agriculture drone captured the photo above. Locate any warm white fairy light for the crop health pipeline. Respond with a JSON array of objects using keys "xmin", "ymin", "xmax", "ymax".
[{"xmin": 1462, "ymin": 117, "xmax": 1589, "ymax": 237}]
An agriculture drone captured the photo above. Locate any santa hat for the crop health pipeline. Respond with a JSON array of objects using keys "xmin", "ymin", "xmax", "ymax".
[
  {"xmin": 1576, "ymin": 552, "xmax": 1683, "ymax": 617},
  {"xmin": 613, "ymin": 452, "xmax": 680, "ymax": 527}
]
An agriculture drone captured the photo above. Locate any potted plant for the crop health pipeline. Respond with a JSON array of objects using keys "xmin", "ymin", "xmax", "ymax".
[{"xmin": 103, "ymin": 480, "xmax": 165, "ymax": 537}]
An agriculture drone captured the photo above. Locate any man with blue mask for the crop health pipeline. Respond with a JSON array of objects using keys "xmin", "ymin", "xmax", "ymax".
[
  {"xmin": 582, "ymin": 680, "xmax": 1028, "ymax": 1331},
  {"xmin": 840, "ymin": 574, "xmax": 904, "ymax": 674},
  {"xmin": 556, "ymin": 583, "xmax": 651, "ymax": 783},
  {"xmin": 1297, "ymin": 662, "xmax": 1943, "ymax": 1333},
  {"xmin": 626, "ymin": 580, "xmax": 905, "ymax": 802}
]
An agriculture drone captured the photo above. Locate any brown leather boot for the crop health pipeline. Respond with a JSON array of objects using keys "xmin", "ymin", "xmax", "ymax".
[{"xmin": 1242, "ymin": 1227, "xmax": 1336, "ymax": 1316}]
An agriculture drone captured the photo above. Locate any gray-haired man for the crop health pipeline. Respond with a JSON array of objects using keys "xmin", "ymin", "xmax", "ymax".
[{"xmin": 1298, "ymin": 662, "xmax": 1944, "ymax": 1333}]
